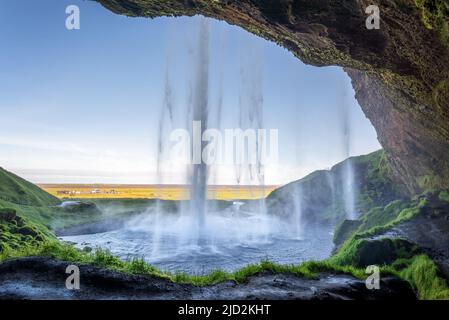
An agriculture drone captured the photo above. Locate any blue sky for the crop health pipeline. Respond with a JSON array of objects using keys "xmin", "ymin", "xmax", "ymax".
[{"xmin": 0, "ymin": 0, "xmax": 381, "ymax": 185}]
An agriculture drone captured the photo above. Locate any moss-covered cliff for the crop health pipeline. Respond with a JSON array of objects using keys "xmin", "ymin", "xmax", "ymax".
[{"xmin": 265, "ymin": 149, "xmax": 405, "ymax": 225}]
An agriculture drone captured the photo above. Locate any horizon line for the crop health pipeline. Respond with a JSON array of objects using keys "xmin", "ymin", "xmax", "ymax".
[{"xmin": 37, "ymin": 183, "xmax": 280, "ymax": 188}]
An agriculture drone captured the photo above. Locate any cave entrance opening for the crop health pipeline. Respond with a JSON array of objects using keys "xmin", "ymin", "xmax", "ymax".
[
  {"xmin": 0, "ymin": 2, "xmax": 383, "ymax": 273},
  {"xmin": 51, "ymin": 15, "xmax": 381, "ymax": 273}
]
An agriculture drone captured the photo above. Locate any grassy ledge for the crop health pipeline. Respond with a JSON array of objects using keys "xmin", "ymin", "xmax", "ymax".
[
  {"xmin": 0, "ymin": 239, "xmax": 365, "ymax": 286},
  {"xmin": 3, "ymin": 238, "xmax": 448, "ymax": 300},
  {"xmin": 329, "ymin": 190, "xmax": 449, "ymax": 300},
  {"xmin": 388, "ymin": 255, "xmax": 449, "ymax": 300},
  {"xmin": 2, "ymin": 215, "xmax": 449, "ymax": 298}
]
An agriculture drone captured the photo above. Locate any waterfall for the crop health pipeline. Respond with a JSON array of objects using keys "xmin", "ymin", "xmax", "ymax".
[
  {"xmin": 340, "ymin": 91, "xmax": 357, "ymax": 220},
  {"xmin": 292, "ymin": 184, "xmax": 304, "ymax": 239},
  {"xmin": 343, "ymin": 159, "xmax": 356, "ymax": 220},
  {"xmin": 189, "ymin": 17, "xmax": 210, "ymax": 245},
  {"xmin": 146, "ymin": 16, "xmax": 271, "ymax": 255},
  {"xmin": 152, "ymin": 60, "xmax": 176, "ymax": 256},
  {"xmin": 210, "ymin": 27, "xmax": 227, "ymax": 199},
  {"xmin": 325, "ymin": 171, "xmax": 338, "ymax": 226},
  {"xmin": 237, "ymin": 36, "xmax": 268, "ymax": 234}
]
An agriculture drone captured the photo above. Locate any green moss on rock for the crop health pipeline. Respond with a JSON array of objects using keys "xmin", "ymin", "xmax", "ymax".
[
  {"xmin": 331, "ymin": 236, "xmax": 420, "ymax": 268},
  {"xmin": 439, "ymin": 190, "xmax": 449, "ymax": 202},
  {"xmin": 415, "ymin": 0, "xmax": 449, "ymax": 48},
  {"xmin": 397, "ymin": 254, "xmax": 449, "ymax": 299},
  {"xmin": 333, "ymin": 219, "xmax": 362, "ymax": 247},
  {"xmin": 0, "ymin": 208, "xmax": 49, "ymax": 253}
]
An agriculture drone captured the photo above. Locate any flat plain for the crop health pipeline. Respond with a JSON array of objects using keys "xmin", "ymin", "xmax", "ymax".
[{"xmin": 38, "ymin": 184, "xmax": 278, "ymax": 200}]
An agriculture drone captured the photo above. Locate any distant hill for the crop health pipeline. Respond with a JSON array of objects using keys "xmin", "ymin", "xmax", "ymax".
[
  {"xmin": 0, "ymin": 168, "xmax": 107, "ymax": 236},
  {"xmin": 264, "ymin": 150, "xmax": 406, "ymax": 226},
  {"xmin": 0, "ymin": 167, "xmax": 60, "ymax": 207}
]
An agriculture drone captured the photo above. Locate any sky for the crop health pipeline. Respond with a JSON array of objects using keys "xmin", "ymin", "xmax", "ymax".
[{"xmin": 0, "ymin": 0, "xmax": 381, "ymax": 185}]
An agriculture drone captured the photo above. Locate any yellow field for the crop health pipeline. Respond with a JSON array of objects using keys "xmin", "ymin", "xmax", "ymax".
[{"xmin": 39, "ymin": 184, "xmax": 278, "ymax": 201}]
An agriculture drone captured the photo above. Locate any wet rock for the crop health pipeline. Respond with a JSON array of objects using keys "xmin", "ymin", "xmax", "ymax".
[
  {"xmin": 352, "ymin": 238, "xmax": 420, "ymax": 268},
  {"xmin": 0, "ymin": 257, "xmax": 416, "ymax": 300},
  {"xmin": 58, "ymin": 201, "xmax": 102, "ymax": 215},
  {"xmin": 82, "ymin": 246, "xmax": 93, "ymax": 253}
]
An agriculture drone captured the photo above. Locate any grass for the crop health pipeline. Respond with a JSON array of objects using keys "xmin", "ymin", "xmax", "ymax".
[
  {"xmin": 3, "ymin": 237, "xmax": 448, "ymax": 300},
  {"xmin": 0, "ymin": 167, "xmax": 369, "ymax": 287},
  {"xmin": 360, "ymin": 197, "xmax": 426, "ymax": 237},
  {"xmin": 328, "ymin": 190, "xmax": 449, "ymax": 300},
  {"xmin": 1, "ymin": 206, "xmax": 448, "ymax": 299},
  {"xmin": 329, "ymin": 235, "xmax": 449, "ymax": 299},
  {"xmin": 0, "ymin": 167, "xmax": 72, "ymax": 234},
  {"xmin": 439, "ymin": 190, "xmax": 449, "ymax": 202},
  {"xmin": 1, "ymin": 166, "xmax": 449, "ymax": 298},
  {"xmin": 0, "ymin": 208, "xmax": 51, "ymax": 251},
  {"xmin": 331, "ymin": 196, "xmax": 428, "ymax": 266},
  {"xmin": 0, "ymin": 167, "xmax": 60, "ymax": 207},
  {"xmin": 333, "ymin": 196, "xmax": 427, "ymax": 249},
  {"xmin": 0, "ymin": 238, "xmax": 367, "ymax": 286},
  {"xmin": 394, "ymin": 255, "xmax": 449, "ymax": 300},
  {"xmin": 359, "ymin": 150, "xmax": 404, "ymax": 207},
  {"xmin": 0, "ymin": 199, "xmax": 108, "ymax": 234},
  {"xmin": 40, "ymin": 184, "xmax": 276, "ymax": 201},
  {"xmin": 357, "ymin": 200, "xmax": 408, "ymax": 233}
]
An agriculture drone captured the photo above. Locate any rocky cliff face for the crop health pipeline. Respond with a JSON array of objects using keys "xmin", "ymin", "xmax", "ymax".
[{"xmin": 96, "ymin": 0, "xmax": 449, "ymax": 194}]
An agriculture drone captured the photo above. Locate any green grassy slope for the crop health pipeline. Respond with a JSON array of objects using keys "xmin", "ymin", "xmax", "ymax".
[
  {"xmin": 0, "ymin": 168, "xmax": 111, "ymax": 233},
  {"xmin": 0, "ymin": 167, "xmax": 60, "ymax": 207},
  {"xmin": 0, "ymin": 167, "xmax": 63, "ymax": 236},
  {"xmin": 0, "ymin": 208, "xmax": 48, "ymax": 252}
]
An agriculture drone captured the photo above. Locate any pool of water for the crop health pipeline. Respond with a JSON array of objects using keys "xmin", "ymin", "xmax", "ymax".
[{"xmin": 61, "ymin": 209, "xmax": 334, "ymax": 274}]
